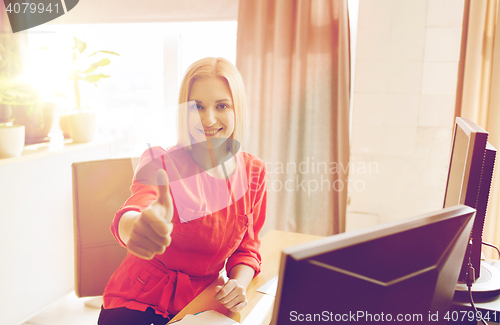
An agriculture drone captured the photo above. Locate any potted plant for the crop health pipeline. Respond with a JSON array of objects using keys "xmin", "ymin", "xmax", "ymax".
[
  {"xmin": 1, "ymin": 34, "xmax": 56, "ymax": 147},
  {"xmin": 64, "ymin": 36, "xmax": 119, "ymax": 143},
  {"xmin": 9, "ymin": 84, "xmax": 57, "ymax": 144},
  {"xmin": 0, "ymin": 35, "xmax": 30, "ymax": 157},
  {"xmin": 0, "ymin": 75, "xmax": 40, "ymax": 158}
]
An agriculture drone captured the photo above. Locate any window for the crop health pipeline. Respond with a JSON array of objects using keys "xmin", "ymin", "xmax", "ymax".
[{"xmin": 26, "ymin": 21, "xmax": 237, "ymax": 157}]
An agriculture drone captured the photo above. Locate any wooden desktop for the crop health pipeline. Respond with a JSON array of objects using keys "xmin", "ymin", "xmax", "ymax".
[{"xmin": 167, "ymin": 230, "xmax": 324, "ymax": 324}]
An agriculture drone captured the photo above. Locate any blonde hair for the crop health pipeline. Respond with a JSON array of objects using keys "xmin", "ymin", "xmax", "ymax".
[{"xmin": 177, "ymin": 57, "xmax": 248, "ymax": 148}]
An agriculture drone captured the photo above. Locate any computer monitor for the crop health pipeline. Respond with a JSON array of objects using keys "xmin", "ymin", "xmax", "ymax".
[
  {"xmin": 271, "ymin": 205, "xmax": 475, "ymax": 325},
  {"xmin": 443, "ymin": 117, "xmax": 497, "ymax": 282}
]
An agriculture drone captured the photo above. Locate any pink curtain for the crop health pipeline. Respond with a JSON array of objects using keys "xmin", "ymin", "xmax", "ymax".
[
  {"xmin": 456, "ymin": 0, "xmax": 500, "ymax": 258},
  {"xmin": 236, "ymin": 0, "xmax": 350, "ymax": 235},
  {"xmin": 0, "ymin": 1, "xmax": 8, "ymax": 32}
]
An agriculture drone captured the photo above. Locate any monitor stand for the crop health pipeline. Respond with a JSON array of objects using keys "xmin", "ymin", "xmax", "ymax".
[{"xmin": 455, "ymin": 261, "xmax": 500, "ymax": 299}]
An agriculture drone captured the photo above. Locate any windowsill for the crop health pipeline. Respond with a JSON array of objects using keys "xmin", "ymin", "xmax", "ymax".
[{"xmin": 0, "ymin": 135, "xmax": 114, "ymax": 167}]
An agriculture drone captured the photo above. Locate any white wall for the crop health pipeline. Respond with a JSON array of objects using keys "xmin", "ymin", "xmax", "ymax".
[
  {"xmin": 49, "ymin": 0, "xmax": 238, "ymax": 25},
  {"xmin": 0, "ymin": 142, "xmax": 112, "ymax": 325},
  {"xmin": 347, "ymin": 0, "xmax": 465, "ymax": 230}
]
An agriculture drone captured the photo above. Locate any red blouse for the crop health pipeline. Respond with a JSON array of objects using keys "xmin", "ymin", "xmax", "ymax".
[{"xmin": 102, "ymin": 145, "xmax": 267, "ymax": 318}]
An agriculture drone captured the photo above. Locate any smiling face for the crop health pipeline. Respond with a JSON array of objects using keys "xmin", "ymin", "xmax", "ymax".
[{"xmin": 187, "ymin": 77, "xmax": 235, "ymax": 145}]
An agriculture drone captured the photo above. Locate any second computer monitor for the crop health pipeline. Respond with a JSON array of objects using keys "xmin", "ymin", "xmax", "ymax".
[{"xmin": 443, "ymin": 117, "xmax": 496, "ymax": 281}]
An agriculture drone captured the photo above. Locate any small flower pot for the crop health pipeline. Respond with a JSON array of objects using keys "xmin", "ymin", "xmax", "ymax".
[
  {"xmin": 0, "ymin": 125, "xmax": 25, "ymax": 158},
  {"xmin": 12, "ymin": 102, "xmax": 55, "ymax": 144},
  {"xmin": 68, "ymin": 111, "xmax": 98, "ymax": 143},
  {"xmin": 59, "ymin": 114, "xmax": 71, "ymax": 138}
]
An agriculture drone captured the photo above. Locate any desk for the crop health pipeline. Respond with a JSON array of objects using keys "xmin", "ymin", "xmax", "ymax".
[
  {"xmin": 451, "ymin": 295, "xmax": 500, "ymax": 325},
  {"xmin": 450, "ymin": 260, "xmax": 500, "ymax": 325},
  {"xmin": 167, "ymin": 230, "xmax": 324, "ymax": 324}
]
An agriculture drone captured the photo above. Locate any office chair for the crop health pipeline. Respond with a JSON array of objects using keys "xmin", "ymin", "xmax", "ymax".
[{"xmin": 72, "ymin": 157, "xmax": 138, "ymax": 307}]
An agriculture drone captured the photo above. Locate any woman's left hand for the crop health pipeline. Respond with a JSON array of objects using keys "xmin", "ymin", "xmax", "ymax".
[{"xmin": 214, "ymin": 279, "xmax": 248, "ymax": 312}]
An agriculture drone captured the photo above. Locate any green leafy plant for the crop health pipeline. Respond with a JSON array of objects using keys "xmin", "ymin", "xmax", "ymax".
[
  {"xmin": 0, "ymin": 79, "xmax": 38, "ymax": 106},
  {"xmin": 71, "ymin": 36, "xmax": 120, "ymax": 110},
  {"xmin": 0, "ymin": 35, "xmax": 39, "ymax": 124},
  {"xmin": 0, "ymin": 36, "xmax": 37, "ymax": 104}
]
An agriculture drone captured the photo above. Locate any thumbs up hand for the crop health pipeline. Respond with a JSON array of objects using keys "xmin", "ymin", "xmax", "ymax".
[{"xmin": 126, "ymin": 169, "xmax": 174, "ymax": 260}]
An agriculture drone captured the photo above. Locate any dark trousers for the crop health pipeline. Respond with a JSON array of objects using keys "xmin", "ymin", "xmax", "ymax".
[{"xmin": 98, "ymin": 306, "xmax": 172, "ymax": 325}]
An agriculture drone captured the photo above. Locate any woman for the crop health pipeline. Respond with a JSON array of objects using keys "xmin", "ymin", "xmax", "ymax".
[{"xmin": 98, "ymin": 57, "xmax": 267, "ymax": 325}]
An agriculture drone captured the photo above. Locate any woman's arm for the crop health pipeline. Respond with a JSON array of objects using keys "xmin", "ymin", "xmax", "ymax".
[
  {"xmin": 214, "ymin": 264, "xmax": 255, "ymax": 312},
  {"xmin": 228, "ymin": 264, "xmax": 256, "ymax": 289},
  {"xmin": 118, "ymin": 170, "xmax": 175, "ymax": 260},
  {"xmin": 215, "ymin": 155, "xmax": 268, "ymax": 312}
]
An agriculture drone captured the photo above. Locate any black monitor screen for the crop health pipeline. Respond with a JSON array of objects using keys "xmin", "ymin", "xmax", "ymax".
[{"xmin": 271, "ymin": 205, "xmax": 475, "ymax": 325}]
